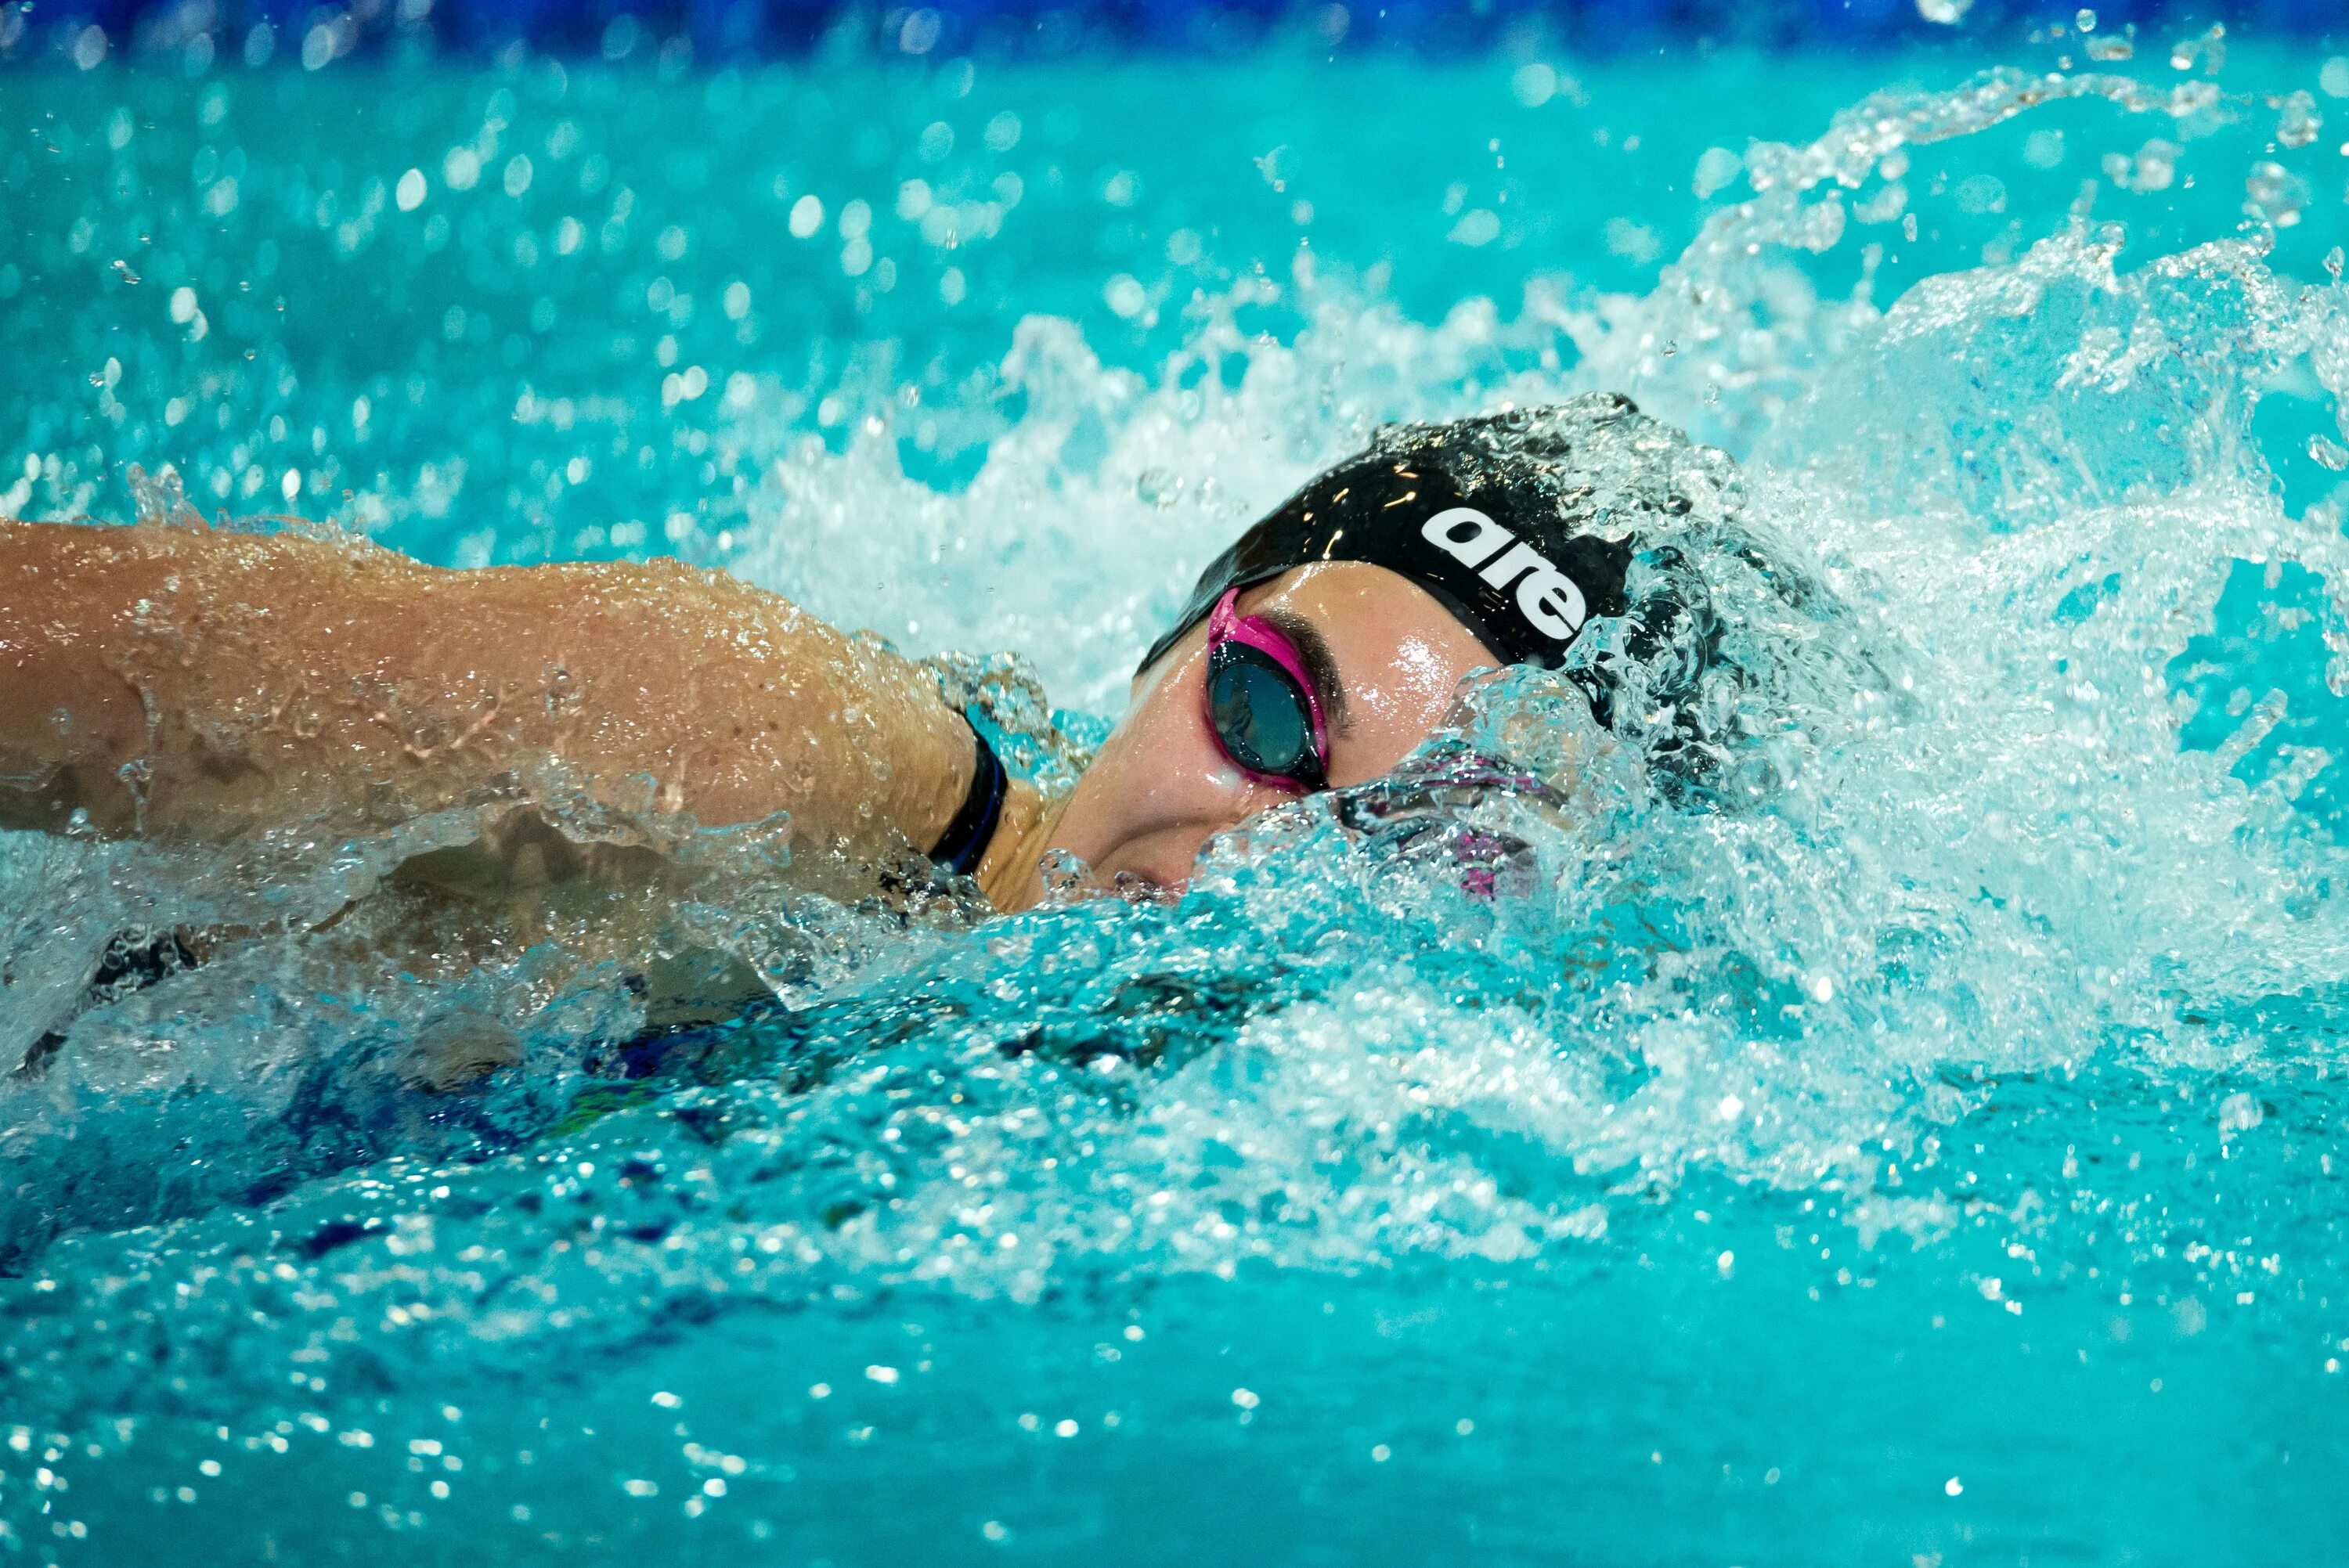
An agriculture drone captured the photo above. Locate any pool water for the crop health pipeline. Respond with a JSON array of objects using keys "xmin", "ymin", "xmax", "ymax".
[{"xmin": 7, "ymin": 22, "xmax": 2349, "ymax": 1564}]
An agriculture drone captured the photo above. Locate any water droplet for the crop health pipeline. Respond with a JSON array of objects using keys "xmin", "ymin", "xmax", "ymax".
[{"xmin": 2275, "ymin": 90, "xmax": 2323, "ymax": 150}]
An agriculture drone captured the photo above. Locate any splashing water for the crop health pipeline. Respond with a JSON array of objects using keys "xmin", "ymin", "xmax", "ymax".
[{"xmin": 5, "ymin": 35, "xmax": 2349, "ymax": 1563}]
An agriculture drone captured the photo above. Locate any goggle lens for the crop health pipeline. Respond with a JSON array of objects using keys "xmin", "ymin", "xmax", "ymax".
[{"xmin": 1207, "ymin": 642, "xmax": 1326, "ymax": 790}]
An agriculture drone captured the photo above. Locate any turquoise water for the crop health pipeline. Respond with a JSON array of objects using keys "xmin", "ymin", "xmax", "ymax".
[{"xmin": 8, "ymin": 27, "xmax": 2349, "ymax": 1563}]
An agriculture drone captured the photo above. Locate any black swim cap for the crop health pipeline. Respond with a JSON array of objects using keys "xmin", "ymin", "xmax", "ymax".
[
  {"xmin": 1139, "ymin": 395, "xmax": 1724, "ymax": 675},
  {"xmin": 1143, "ymin": 394, "xmax": 1799, "ymax": 799}
]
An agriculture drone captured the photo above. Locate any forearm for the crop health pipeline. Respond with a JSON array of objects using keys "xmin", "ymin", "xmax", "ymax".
[{"xmin": 0, "ymin": 520, "xmax": 977, "ymax": 859}]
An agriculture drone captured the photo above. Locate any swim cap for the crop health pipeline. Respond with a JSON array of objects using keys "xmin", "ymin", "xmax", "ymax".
[
  {"xmin": 1139, "ymin": 394, "xmax": 1708, "ymax": 676},
  {"xmin": 1142, "ymin": 395, "xmax": 1782, "ymax": 798}
]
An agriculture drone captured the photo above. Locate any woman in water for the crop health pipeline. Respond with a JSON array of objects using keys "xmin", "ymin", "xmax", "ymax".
[{"xmin": 0, "ymin": 398, "xmax": 1770, "ymax": 935}]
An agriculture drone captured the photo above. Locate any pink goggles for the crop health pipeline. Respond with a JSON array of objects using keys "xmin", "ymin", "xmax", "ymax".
[{"xmin": 1203, "ymin": 589, "xmax": 1330, "ymax": 792}]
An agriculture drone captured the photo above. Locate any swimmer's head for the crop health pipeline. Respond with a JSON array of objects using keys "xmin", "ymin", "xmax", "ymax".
[{"xmin": 1042, "ymin": 394, "xmax": 1806, "ymax": 896}]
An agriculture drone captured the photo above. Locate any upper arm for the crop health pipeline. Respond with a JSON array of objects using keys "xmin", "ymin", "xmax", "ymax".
[{"xmin": 0, "ymin": 518, "xmax": 970, "ymax": 854}]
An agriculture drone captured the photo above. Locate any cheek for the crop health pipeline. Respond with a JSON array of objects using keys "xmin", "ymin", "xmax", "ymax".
[
  {"xmin": 1052, "ymin": 672, "xmax": 1233, "ymax": 855},
  {"xmin": 1051, "ymin": 655, "xmax": 1320, "ymax": 889},
  {"xmin": 1099, "ymin": 678, "xmax": 1219, "ymax": 795},
  {"xmin": 1051, "ymin": 724, "xmax": 1147, "ymax": 863}
]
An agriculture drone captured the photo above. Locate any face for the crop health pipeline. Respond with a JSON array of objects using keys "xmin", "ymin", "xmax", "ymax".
[{"xmin": 1046, "ymin": 561, "xmax": 1496, "ymax": 894}]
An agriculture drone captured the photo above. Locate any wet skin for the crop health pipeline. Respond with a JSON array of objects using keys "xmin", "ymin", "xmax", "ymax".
[
  {"xmin": 1037, "ymin": 561, "xmax": 1497, "ymax": 897},
  {"xmin": 0, "ymin": 520, "xmax": 1488, "ymax": 915}
]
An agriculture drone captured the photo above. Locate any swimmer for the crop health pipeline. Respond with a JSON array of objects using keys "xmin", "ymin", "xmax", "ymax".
[{"xmin": 0, "ymin": 396, "xmax": 1758, "ymax": 931}]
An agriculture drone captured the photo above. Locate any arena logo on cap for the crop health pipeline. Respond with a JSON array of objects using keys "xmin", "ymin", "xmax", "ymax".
[{"xmin": 1419, "ymin": 507, "xmax": 1589, "ymax": 642}]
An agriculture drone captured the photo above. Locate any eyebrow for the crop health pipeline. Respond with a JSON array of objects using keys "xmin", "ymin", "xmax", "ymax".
[{"xmin": 1255, "ymin": 605, "xmax": 1351, "ymax": 734}]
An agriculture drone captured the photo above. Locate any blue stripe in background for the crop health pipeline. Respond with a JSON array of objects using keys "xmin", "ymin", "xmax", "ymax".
[{"xmin": 0, "ymin": 0, "xmax": 2339, "ymax": 59}]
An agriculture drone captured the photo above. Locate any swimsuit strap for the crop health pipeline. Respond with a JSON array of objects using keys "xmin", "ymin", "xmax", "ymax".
[{"xmin": 930, "ymin": 722, "xmax": 1007, "ymax": 877}]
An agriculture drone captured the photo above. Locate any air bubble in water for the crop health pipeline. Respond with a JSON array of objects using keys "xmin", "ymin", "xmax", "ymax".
[
  {"xmin": 2117, "ymin": 138, "xmax": 2181, "ymax": 193},
  {"xmin": 2217, "ymin": 1092, "xmax": 2264, "ymax": 1137},
  {"xmin": 2274, "ymin": 90, "xmax": 2322, "ymax": 150},
  {"xmin": 2246, "ymin": 160, "xmax": 2308, "ymax": 227},
  {"xmin": 1692, "ymin": 146, "xmax": 1743, "ymax": 199},
  {"xmin": 2170, "ymin": 23, "xmax": 2225, "ymax": 74},
  {"xmin": 126, "ymin": 463, "xmax": 200, "ymax": 526},
  {"xmin": 1915, "ymin": 0, "xmax": 1971, "ymax": 23}
]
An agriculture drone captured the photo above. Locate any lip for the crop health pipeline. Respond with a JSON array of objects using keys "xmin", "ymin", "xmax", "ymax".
[
  {"xmin": 1089, "ymin": 831, "xmax": 1200, "ymax": 897},
  {"xmin": 1110, "ymin": 867, "xmax": 1171, "ymax": 901},
  {"xmin": 1095, "ymin": 851, "xmax": 1173, "ymax": 894}
]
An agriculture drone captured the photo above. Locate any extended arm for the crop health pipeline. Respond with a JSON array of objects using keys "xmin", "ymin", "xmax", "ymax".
[{"xmin": 0, "ymin": 518, "xmax": 999, "ymax": 876}]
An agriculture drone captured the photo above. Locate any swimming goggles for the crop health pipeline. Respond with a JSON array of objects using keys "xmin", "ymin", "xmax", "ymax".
[{"xmin": 1203, "ymin": 588, "xmax": 1330, "ymax": 793}]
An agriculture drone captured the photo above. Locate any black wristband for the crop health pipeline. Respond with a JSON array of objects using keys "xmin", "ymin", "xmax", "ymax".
[{"xmin": 930, "ymin": 723, "xmax": 1007, "ymax": 877}]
